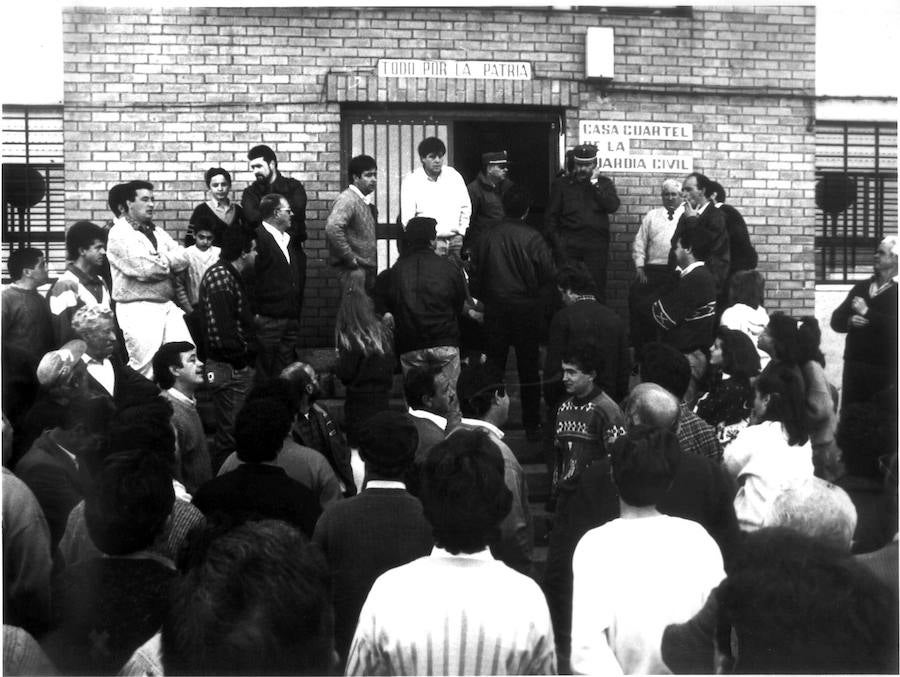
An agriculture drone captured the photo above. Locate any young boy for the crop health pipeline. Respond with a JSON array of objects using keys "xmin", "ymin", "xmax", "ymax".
[
  {"xmin": 174, "ymin": 226, "xmax": 220, "ymax": 347},
  {"xmin": 175, "ymin": 226, "xmax": 220, "ymax": 315}
]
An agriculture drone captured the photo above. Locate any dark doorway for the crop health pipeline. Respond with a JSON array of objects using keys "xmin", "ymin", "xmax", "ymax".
[{"xmin": 452, "ymin": 117, "xmax": 559, "ymax": 224}]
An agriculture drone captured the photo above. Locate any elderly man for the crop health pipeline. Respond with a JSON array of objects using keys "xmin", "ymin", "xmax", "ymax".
[
  {"xmin": 545, "ymin": 143, "xmax": 620, "ymax": 302},
  {"xmin": 325, "ymin": 154, "xmax": 379, "ymax": 294},
  {"xmin": 400, "ymin": 136, "xmax": 471, "ymax": 266},
  {"xmin": 830, "ymin": 235, "xmax": 898, "ymax": 414},
  {"xmin": 629, "ymin": 179, "xmax": 684, "ymax": 359},
  {"xmin": 253, "ymin": 193, "xmax": 305, "ymax": 381},
  {"xmin": 105, "ymin": 180, "xmax": 190, "ymax": 379}
]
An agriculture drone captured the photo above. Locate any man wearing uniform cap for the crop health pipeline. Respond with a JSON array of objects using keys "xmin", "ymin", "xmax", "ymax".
[
  {"xmin": 545, "ymin": 143, "xmax": 620, "ymax": 303},
  {"xmin": 465, "ymin": 150, "xmax": 513, "ymax": 256}
]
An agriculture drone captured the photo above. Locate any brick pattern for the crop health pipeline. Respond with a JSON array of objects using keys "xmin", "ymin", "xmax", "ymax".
[{"xmin": 62, "ymin": 6, "xmax": 816, "ymax": 343}]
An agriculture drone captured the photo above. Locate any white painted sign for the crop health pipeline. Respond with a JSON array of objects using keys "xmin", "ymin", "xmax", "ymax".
[
  {"xmin": 579, "ymin": 119, "xmax": 694, "ymax": 173},
  {"xmin": 378, "ymin": 59, "xmax": 532, "ymax": 80},
  {"xmin": 580, "ymin": 120, "xmax": 693, "ymax": 141}
]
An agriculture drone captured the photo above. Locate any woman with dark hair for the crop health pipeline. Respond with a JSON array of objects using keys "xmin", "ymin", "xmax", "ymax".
[
  {"xmin": 720, "ymin": 269, "xmax": 769, "ymax": 370},
  {"xmin": 334, "ymin": 284, "xmax": 395, "ymax": 448},
  {"xmin": 185, "ymin": 167, "xmax": 247, "ymax": 247},
  {"xmin": 723, "ymin": 362, "xmax": 813, "ymax": 531},
  {"xmin": 797, "ymin": 316, "xmax": 841, "ymax": 481},
  {"xmin": 695, "ymin": 327, "xmax": 760, "ymax": 447}
]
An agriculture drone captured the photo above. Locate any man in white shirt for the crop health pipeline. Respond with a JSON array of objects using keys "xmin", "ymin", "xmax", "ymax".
[
  {"xmin": 400, "ymin": 136, "xmax": 471, "ymax": 267},
  {"xmin": 629, "ymin": 179, "xmax": 684, "ymax": 360},
  {"xmin": 571, "ymin": 425, "xmax": 725, "ymax": 675},
  {"xmin": 106, "ymin": 180, "xmax": 190, "ymax": 379},
  {"xmin": 345, "ymin": 428, "xmax": 556, "ymax": 676}
]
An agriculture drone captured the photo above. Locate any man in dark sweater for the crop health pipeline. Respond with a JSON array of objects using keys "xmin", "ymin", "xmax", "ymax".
[
  {"xmin": 652, "ymin": 225, "xmax": 717, "ymax": 407},
  {"xmin": 543, "ymin": 382, "xmax": 738, "ymax": 672},
  {"xmin": 312, "ymin": 411, "xmax": 432, "ymax": 665},
  {"xmin": 192, "ymin": 397, "xmax": 320, "ymax": 537}
]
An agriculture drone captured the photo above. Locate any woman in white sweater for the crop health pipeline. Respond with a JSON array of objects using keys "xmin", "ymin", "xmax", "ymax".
[{"xmin": 723, "ymin": 362, "xmax": 814, "ymax": 531}]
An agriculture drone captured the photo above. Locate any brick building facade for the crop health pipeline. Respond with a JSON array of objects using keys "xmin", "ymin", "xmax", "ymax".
[{"xmin": 62, "ymin": 5, "xmax": 816, "ymax": 345}]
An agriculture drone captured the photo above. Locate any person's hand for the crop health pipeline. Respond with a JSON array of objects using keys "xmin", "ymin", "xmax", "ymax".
[
  {"xmin": 849, "ymin": 314, "xmax": 870, "ymax": 328},
  {"xmin": 851, "ymin": 296, "xmax": 869, "ymax": 316},
  {"xmin": 635, "ymin": 267, "xmax": 647, "ymax": 284},
  {"xmin": 683, "ymin": 201, "xmax": 697, "ymax": 218}
]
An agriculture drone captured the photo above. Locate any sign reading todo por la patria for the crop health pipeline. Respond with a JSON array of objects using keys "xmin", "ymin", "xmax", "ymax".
[
  {"xmin": 378, "ymin": 59, "xmax": 532, "ymax": 80},
  {"xmin": 579, "ymin": 119, "xmax": 694, "ymax": 174}
]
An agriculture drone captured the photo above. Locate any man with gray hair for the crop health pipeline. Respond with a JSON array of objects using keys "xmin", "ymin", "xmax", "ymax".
[
  {"xmin": 629, "ymin": 179, "xmax": 684, "ymax": 359},
  {"xmin": 661, "ymin": 476, "xmax": 859, "ymax": 673}
]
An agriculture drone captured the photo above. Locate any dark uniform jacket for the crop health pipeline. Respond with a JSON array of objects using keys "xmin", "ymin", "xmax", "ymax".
[{"xmin": 544, "ymin": 175, "xmax": 620, "ymax": 249}]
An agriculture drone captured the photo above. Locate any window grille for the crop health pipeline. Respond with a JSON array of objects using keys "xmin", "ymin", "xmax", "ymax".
[
  {"xmin": 814, "ymin": 121, "xmax": 898, "ymax": 283},
  {"xmin": 2, "ymin": 105, "xmax": 67, "ymax": 280}
]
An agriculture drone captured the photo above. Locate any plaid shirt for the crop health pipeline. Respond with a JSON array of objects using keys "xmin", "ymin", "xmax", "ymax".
[
  {"xmin": 678, "ymin": 402, "xmax": 723, "ymax": 462},
  {"xmin": 198, "ymin": 260, "xmax": 254, "ymax": 367}
]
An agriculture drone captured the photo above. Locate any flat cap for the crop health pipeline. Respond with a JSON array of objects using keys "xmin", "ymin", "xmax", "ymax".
[
  {"xmin": 36, "ymin": 340, "xmax": 87, "ymax": 387},
  {"xmin": 573, "ymin": 144, "xmax": 599, "ymax": 162}
]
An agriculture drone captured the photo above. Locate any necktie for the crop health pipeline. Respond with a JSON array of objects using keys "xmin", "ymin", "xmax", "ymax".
[{"xmin": 666, "ymin": 208, "xmax": 675, "ymax": 220}]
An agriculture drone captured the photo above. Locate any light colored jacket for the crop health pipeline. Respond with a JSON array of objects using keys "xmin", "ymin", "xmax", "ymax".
[{"xmin": 107, "ymin": 217, "xmax": 188, "ymax": 303}]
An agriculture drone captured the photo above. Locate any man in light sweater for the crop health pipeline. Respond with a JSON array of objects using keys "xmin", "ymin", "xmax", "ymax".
[
  {"xmin": 400, "ymin": 136, "xmax": 471, "ymax": 268},
  {"xmin": 106, "ymin": 180, "xmax": 190, "ymax": 379},
  {"xmin": 325, "ymin": 154, "xmax": 379, "ymax": 294},
  {"xmin": 152, "ymin": 341, "xmax": 212, "ymax": 495}
]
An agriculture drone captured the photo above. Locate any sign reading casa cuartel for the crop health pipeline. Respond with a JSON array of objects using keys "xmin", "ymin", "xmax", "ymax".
[
  {"xmin": 579, "ymin": 119, "xmax": 694, "ymax": 174},
  {"xmin": 378, "ymin": 59, "xmax": 533, "ymax": 80}
]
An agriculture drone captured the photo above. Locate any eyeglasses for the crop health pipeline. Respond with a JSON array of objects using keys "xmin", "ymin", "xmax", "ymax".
[{"xmin": 278, "ymin": 207, "xmax": 293, "ymax": 214}]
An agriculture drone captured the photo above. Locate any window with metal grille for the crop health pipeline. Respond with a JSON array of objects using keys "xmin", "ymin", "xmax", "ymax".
[
  {"xmin": 814, "ymin": 121, "xmax": 898, "ymax": 283},
  {"xmin": 2, "ymin": 105, "xmax": 67, "ymax": 281}
]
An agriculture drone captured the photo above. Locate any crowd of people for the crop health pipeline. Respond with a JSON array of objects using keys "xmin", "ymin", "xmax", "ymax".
[{"xmin": 1, "ymin": 137, "xmax": 898, "ymax": 675}]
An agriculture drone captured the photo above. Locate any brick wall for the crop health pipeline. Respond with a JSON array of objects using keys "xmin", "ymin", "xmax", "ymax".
[{"xmin": 62, "ymin": 5, "xmax": 816, "ymax": 344}]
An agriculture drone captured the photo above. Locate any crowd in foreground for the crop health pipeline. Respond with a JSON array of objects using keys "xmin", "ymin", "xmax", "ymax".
[{"xmin": 2, "ymin": 139, "xmax": 898, "ymax": 675}]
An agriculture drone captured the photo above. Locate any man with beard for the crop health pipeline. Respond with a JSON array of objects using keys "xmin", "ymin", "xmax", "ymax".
[{"xmin": 241, "ymin": 144, "xmax": 308, "ymax": 319}]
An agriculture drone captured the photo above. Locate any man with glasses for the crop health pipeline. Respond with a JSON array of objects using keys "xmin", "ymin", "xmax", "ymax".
[{"xmin": 253, "ymin": 194, "xmax": 304, "ymax": 381}]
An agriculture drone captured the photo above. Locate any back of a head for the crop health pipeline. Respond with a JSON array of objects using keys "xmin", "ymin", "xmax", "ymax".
[
  {"xmin": 623, "ymin": 383, "xmax": 680, "ymax": 432},
  {"xmin": 219, "ymin": 224, "xmax": 254, "ymax": 263},
  {"xmin": 727, "ymin": 269, "xmax": 765, "ymax": 309},
  {"xmin": 763, "ymin": 477, "xmax": 857, "ymax": 553},
  {"xmin": 716, "ymin": 527, "xmax": 897, "ymax": 674},
  {"xmin": 766, "ymin": 311, "xmax": 800, "ymax": 364},
  {"xmin": 456, "ymin": 361, "xmax": 503, "ymax": 420},
  {"xmin": 796, "ymin": 316, "xmax": 825, "ymax": 367},
  {"xmin": 501, "ymin": 184, "xmax": 531, "ymax": 219},
  {"xmin": 235, "ymin": 397, "xmax": 292, "ymax": 464},
  {"xmin": 358, "ymin": 411, "xmax": 419, "ymax": 479},
  {"xmin": 107, "ymin": 398, "xmax": 177, "ymax": 479},
  {"xmin": 84, "ymin": 448, "xmax": 175, "ymax": 556},
  {"xmin": 403, "ymin": 216, "xmax": 438, "ymax": 251},
  {"xmin": 163, "ymin": 519, "xmax": 334, "ymax": 676},
  {"xmin": 420, "ymin": 428, "xmax": 512, "ymax": 554},
  {"xmin": 610, "ymin": 424, "xmax": 681, "ymax": 507},
  {"xmin": 555, "ymin": 262, "xmax": 597, "ymax": 296},
  {"xmin": 7, "ymin": 247, "xmax": 43, "ymax": 281},
  {"xmin": 640, "ymin": 342, "xmax": 691, "ymax": 401},
  {"xmin": 719, "ymin": 328, "xmax": 760, "ymax": 380},
  {"xmin": 755, "ymin": 362, "xmax": 809, "ymax": 446},
  {"xmin": 403, "ymin": 365, "xmax": 439, "ymax": 410}
]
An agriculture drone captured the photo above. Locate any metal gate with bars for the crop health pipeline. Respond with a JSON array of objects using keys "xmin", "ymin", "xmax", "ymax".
[{"xmin": 342, "ymin": 114, "xmax": 450, "ymax": 271}]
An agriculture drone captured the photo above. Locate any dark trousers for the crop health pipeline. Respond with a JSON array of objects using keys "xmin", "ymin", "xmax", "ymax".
[
  {"xmin": 561, "ymin": 239, "xmax": 609, "ymax": 304},
  {"xmin": 484, "ymin": 302, "xmax": 542, "ymax": 430},
  {"xmin": 206, "ymin": 359, "xmax": 254, "ymax": 472},
  {"xmin": 255, "ymin": 316, "xmax": 300, "ymax": 383}
]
